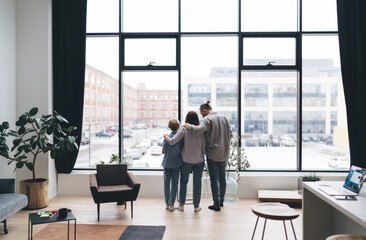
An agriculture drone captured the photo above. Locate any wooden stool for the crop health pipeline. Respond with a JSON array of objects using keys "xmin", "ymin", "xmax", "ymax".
[
  {"xmin": 251, "ymin": 202, "xmax": 299, "ymax": 240},
  {"xmin": 326, "ymin": 235, "xmax": 366, "ymax": 240}
]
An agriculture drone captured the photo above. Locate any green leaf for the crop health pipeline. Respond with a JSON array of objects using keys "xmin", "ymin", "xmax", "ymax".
[
  {"xmin": 16, "ymin": 161, "xmax": 24, "ymax": 169},
  {"xmin": 25, "ymin": 162, "xmax": 33, "ymax": 171},
  {"xmin": 37, "ymin": 138, "xmax": 46, "ymax": 150},
  {"xmin": 34, "ymin": 118, "xmax": 41, "ymax": 128},
  {"xmin": 8, "ymin": 131, "xmax": 18, "ymax": 137},
  {"xmin": 18, "ymin": 126, "xmax": 25, "ymax": 135},
  {"xmin": 56, "ymin": 114, "xmax": 68, "ymax": 123},
  {"xmin": 13, "ymin": 138, "xmax": 21, "ymax": 147},
  {"xmin": 0, "ymin": 137, "xmax": 5, "ymax": 145},
  {"xmin": 2, "ymin": 121, "xmax": 9, "ymax": 130},
  {"xmin": 29, "ymin": 107, "xmax": 38, "ymax": 116}
]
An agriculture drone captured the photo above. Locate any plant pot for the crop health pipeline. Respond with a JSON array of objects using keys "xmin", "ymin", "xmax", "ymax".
[
  {"xmin": 298, "ymin": 177, "xmax": 319, "ymax": 195},
  {"xmin": 225, "ymin": 172, "xmax": 238, "ymax": 202},
  {"xmin": 20, "ymin": 178, "xmax": 49, "ymax": 209}
]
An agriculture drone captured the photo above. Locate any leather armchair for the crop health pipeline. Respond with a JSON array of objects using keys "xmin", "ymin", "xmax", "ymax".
[{"xmin": 89, "ymin": 164, "xmax": 140, "ymax": 220}]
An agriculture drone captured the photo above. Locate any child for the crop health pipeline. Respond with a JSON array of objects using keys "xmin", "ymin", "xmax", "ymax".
[{"xmin": 162, "ymin": 119, "xmax": 184, "ymax": 211}]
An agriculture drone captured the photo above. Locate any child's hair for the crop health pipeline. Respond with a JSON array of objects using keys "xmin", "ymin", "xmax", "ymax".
[
  {"xmin": 185, "ymin": 111, "xmax": 199, "ymax": 126},
  {"xmin": 199, "ymin": 100, "xmax": 212, "ymax": 112},
  {"xmin": 168, "ymin": 119, "xmax": 180, "ymax": 131}
]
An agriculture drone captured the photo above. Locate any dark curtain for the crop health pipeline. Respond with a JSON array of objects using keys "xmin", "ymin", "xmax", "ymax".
[
  {"xmin": 337, "ymin": 0, "xmax": 366, "ymax": 168},
  {"xmin": 52, "ymin": 0, "xmax": 87, "ymax": 173}
]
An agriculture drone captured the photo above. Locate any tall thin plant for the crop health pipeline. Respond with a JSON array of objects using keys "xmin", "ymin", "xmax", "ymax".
[{"xmin": 227, "ymin": 135, "xmax": 250, "ymax": 183}]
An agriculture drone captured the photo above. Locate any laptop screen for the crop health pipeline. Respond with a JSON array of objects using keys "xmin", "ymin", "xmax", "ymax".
[{"xmin": 343, "ymin": 165, "xmax": 366, "ymax": 193}]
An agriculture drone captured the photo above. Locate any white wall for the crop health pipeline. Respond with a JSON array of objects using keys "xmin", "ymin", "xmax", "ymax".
[
  {"xmin": 58, "ymin": 171, "xmax": 346, "ymax": 198},
  {"xmin": 0, "ymin": 0, "xmax": 16, "ymax": 179},
  {"xmin": 15, "ymin": 0, "xmax": 56, "ymax": 198}
]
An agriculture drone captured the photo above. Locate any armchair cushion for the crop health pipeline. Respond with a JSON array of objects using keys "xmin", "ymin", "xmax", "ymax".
[{"xmin": 99, "ymin": 185, "xmax": 133, "ymax": 192}]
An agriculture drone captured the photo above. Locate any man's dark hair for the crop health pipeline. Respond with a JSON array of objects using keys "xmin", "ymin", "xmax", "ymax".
[{"xmin": 199, "ymin": 100, "xmax": 212, "ymax": 112}]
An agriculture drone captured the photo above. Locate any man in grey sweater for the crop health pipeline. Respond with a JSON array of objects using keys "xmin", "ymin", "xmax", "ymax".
[{"xmin": 184, "ymin": 101, "xmax": 232, "ymax": 211}]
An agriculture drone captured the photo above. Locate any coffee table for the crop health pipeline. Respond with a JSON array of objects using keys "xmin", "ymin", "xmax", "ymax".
[{"xmin": 28, "ymin": 211, "xmax": 76, "ymax": 240}]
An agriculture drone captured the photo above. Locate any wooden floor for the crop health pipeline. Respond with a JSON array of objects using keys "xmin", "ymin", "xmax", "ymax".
[{"xmin": 1, "ymin": 196, "xmax": 302, "ymax": 240}]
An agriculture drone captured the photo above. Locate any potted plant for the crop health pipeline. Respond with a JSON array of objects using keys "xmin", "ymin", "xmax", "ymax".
[
  {"xmin": 226, "ymin": 135, "xmax": 250, "ymax": 201},
  {"xmin": 0, "ymin": 107, "xmax": 78, "ymax": 209},
  {"xmin": 298, "ymin": 172, "xmax": 322, "ymax": 195}
]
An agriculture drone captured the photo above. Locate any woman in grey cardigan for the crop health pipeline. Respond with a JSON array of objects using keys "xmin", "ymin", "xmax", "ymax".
[{"xmin": 164, "ymin": 111, "xmax": 206, "ymax": 212}]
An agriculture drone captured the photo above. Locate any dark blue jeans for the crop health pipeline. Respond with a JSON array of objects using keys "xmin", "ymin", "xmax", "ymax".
[
  {"xmin": 179, "ymin": 161, "xmax": 204, "ymax": 208},
  {"xmin": 207, "ymin": 158, "xmax": 227, "ymax": 207},
  {"xmin": 164, "ymin": 167, "xmax": 180, "ymax": 205}
]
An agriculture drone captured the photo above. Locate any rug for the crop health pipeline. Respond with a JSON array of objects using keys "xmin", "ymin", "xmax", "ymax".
[
  {"xmin": 119, "ymin": 225, "xmax": 166, "ymax": 240},
  {"xmin": 32, "ymin": 224, "xmax": 165, "ymax": 240}
]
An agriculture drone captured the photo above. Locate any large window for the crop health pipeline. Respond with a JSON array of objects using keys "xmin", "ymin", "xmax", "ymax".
[{"xmin": 77, "ymin": 0, "xmax": 349, "ymax": 172}]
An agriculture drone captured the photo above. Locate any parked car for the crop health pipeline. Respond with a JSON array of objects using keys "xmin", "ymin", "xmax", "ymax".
[
  {"xmin": 123, "ymin": 128, "xmax": 133, "ymax": 138},
  {"xmin": 258, "ymin": 137, "xmax": 269, "ymax": 147},
  {"xmin": 328, "ymin": 157, "xmax": 350, "ymax": 169},
  {"xmin": 141, "ymin": 139, "xmax": 152, "ymax": 148},
  {"xmin": 245, "ymin": 137, "xmax": 259, "ymax": 147},
  {"xmin": 135, "ymin": 144, "xmax": 147, "ymax": 155},
  {"xmin": 150, "ymin": 133, "xmax": 161, "ymax": 142},
  {"xmin": 302, "ymin": 136, "xmax": 311, "ymax": 142},
  {"xmin": 106, "ymin": 127, "xmax": 117, "ymax": 136},
  {"xmin": 127, "ymin": 148, "xmax": 142, "ymax": 160},
  {"xmin": 150, "ymin": 145, "xmax": 162, "ymax": 155},
  {"xmin": 281, "ymin": 137, "xmax": 295, "ymax": 147},
  {"xmin": 95, "ymin": 132, "xmax": 112, "ymax": 138},
  {"xmin": 326, "ymin": 136, "xmax": 333, "ymax": 146},
  {"xmin": 132, "ymin": 160, "xmax": 150, "ymax": 168},
  {"xmin": 157, "ymin": 137, "xmax": 164, "ymax": 146},
  {"xmin": 80, "ymin": 137, "xmax": 90, "ymax": 145},
  {"xmin": 270, "ymin": 138, "xmax": 280, "ymax": 147}
]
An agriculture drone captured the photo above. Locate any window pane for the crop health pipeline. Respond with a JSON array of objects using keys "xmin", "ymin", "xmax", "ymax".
[
  {"xmin": 182, "ymin": 37, "xmax": 238, "ymax": 135},
  {"xmin": 302, "ymin": 0, "xmax": 338, "ymax": 31},
  {"xmin": 87, "ymin": 0, "xmax": 119, "ymax": 33},
  {"xmin": 302, "ymin": 35, "xmax": 350, "ymax": 170},
  {"xmin": 122, "ymin": 0, "xmax": 178, "ymax": 32},
  {"xmin": 243, "ymin": 38, "xmax": 296, "ymax": 66},
  {"xmin": 75, "ymin": 37, "xmax": 119, "ymax": 168},
  {"xmin": 124, "ymin": 38, "xmax": 176, "ymax": 66},
  {"xmin": 181, "ymin": 0, "xmax": 238, "ymax": 32},
  {"xmin": 242, "ymin": 71, "xmax": 297, "ymax": 170},
  {"xmin": 122, "ymin": 71, "xmax": 178, "ymax": 169},
  {"xmin": 241, "ymin": 0, "xmax": 297, "ymax": 32}
]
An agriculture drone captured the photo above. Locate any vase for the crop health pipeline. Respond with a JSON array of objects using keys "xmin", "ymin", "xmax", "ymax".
[{"xmin": 225, "ymin": 172, "xmax": 238, "ymax": 202}]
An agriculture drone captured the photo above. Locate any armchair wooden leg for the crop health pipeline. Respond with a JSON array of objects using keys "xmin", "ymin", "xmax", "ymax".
[
  {"xmin": 97, "ymin": 203, "xmax": 100, "ymax": 221},
  {"xmin": 131, "ymin": 201, "xmax": 133, "ymax": 218},
  {"xmin": 3, "ymin": 220, "xmax": 8, "ymax": 234}
]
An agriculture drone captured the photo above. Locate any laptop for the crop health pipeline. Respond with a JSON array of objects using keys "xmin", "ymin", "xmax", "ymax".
[{"xmin": 318, "ymin": 165, "xmax": 366, "ymax": 196}]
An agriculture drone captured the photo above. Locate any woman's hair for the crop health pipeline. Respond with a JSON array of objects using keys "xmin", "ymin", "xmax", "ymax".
[
  {"xmin": 168, "ymin": 119, "xmax": 180, "ymax": 131},
  {"xmin": 185, "ymin": 111, "xmax": 200, "ymax": 126},
  {"xmin": 199, "ymin": 100, "xmax": 212, "ymax": 112}
]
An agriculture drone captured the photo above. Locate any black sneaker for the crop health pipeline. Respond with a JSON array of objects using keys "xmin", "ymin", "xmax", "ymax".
[
  {"xmin": 220, "ymin": 203, "xmax": 224, "ymax": 207},
  {"xmin": 208, "ymin": 205, "xmax": 221, "ymax": 211}
]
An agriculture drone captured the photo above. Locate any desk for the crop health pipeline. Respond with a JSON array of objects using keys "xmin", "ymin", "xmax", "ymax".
[
  {"xmin": 28, "ymin": 212, "xmax": 76, "ymax": 240},
  {"xmin": 303, "ymin": 181, "xmax": 366, "ymax": 240}
]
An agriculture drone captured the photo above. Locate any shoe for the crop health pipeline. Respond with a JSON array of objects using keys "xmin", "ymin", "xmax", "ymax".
[
  {"xmin": 220, "ymin": 203, "xmax": 224, "ymax": 207},
  {"xmin": 169, "ymin": 205, "xmax": 175, "ymax": 211},
  {"xmin": 208, "ymin": 205, "xmax": 221, "ymax": 211},
  {"xmin": 177, "ymin": 205, "xmax": 184, "ymax": 211},
  {"xmin": 194, "ymin": 207, "xmax": 202, "ymax": 212},
  {"xmin": 165, "ymin": 204, "xmax": 169, "ymax": 210}
]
